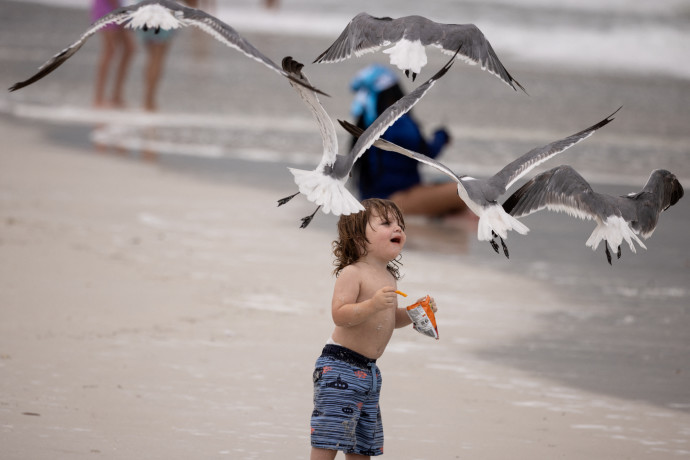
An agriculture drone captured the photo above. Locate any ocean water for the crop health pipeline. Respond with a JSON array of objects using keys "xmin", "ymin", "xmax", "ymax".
[
  {"xmin": 2, "ymin": 0, "xmax": 689, "ymax": 413},
  {"xmin": 42, "ymin": 0, "xmax": 690, "ymax": 79}
]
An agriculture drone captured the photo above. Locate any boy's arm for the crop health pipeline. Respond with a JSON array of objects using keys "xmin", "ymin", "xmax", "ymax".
[
  {"xmin": 394, "ymin": 307, "xmax": 413, "ymax": 328},
  {"xmin": 331, "ymin": 266, "xmax": 397, "ymax": 327}
]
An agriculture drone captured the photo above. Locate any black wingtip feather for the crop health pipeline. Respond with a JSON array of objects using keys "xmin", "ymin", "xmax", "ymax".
[{"xmin": 338, "ymin": 119, "xmax": 364, "ymax": 138}]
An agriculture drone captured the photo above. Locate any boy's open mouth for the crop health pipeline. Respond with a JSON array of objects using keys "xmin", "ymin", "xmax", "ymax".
[{"xmin": 391, "ymin": 237, "xmax": 402, "ymax": 244}]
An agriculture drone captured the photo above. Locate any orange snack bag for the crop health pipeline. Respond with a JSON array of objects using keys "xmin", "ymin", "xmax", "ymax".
[{"xmin": 405, "ymin": 295, "xmax": 439, "ymax": 340}]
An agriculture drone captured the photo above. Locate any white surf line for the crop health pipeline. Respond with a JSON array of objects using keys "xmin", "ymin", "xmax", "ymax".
[
  {"xmin": 4, "ymin": 101, "xmax": 687, "ymax": 185},
  {"xmin": 7, "ymin": 102, "xmax": 688, "ymax": 154},
  {"xmin": 6, "ymin": 102, "xmax": 316, "ymax": 133}
]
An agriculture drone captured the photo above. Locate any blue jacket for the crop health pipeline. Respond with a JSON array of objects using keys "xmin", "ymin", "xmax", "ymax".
[{"xmin": 357, "ymin": 113, "xmax": 449, "ymax": 199}]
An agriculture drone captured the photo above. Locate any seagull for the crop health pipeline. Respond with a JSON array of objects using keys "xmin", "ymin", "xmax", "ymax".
[
  {"xmin": 502, "ymin": 166, "xmax": 684, "ymax": 264},
  {"xmin": 277, "ymin": 50, "xmax": 458, "ymax": 228},
  {"xmin": 339, "ymin": 108, "xmax": 620, "ymax": 257},
  {"xmin": 8, "ymin": 0, "xmax": 325, "ymax": 95},
  {"xmin": 313, "ymin": 12, "xmax": 525, "ymax": 92}
]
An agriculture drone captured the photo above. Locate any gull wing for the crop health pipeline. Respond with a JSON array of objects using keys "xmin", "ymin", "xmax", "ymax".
[
  {"xmin": 486, "ymin": 107, "xmax": 621, "ymax": 200},
  {"xmin": 10, "ymin": 0, "xmax": 326, "ymax": 95},
  {"xmin": 313, "ymin": 12, "xmax": 396, "ymax": 63},
  {"xmin": 338, "ymin": 119, "xmax": 462, "ymax": 184},
  {"xmin": 502, "ymin": 165, "xmax": 607, "ymax": 222},
  {"xmin": 282, "ymin": 57, "xmax": 338, "ymax": 166},
  {"xmin": 331, "ymin": 48, "xmax": 458, "ymax": 178},
  {"xmin": 9, "ymin": 3, "xmax": 137, "ymax": 91},
  {"xmin": 436, "ymin": 23, "xmax": 525, "ymax": 93}
]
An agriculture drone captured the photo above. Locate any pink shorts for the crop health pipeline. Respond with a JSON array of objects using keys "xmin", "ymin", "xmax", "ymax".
[{"xmin": 90, "ymin": 0, "xmax": 123, "ymax": 30}]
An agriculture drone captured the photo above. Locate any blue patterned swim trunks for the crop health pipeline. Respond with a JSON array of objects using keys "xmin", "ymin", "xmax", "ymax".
[{"xmin": 311, "ymin": 344, "xmax": 384, "ymax": 456}]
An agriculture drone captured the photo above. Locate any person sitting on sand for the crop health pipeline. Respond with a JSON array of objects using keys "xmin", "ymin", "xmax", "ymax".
[
  {"xmin": 350, "ymin": 65, "xmax": 469, "ymax": 218},
  {"xmin": 310, "ymin": 198, "xmax": 437, "ymax": 459}
]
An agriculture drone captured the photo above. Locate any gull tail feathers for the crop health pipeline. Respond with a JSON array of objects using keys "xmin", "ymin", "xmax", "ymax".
[
  {"xmin": 288, "ymin": 168, "xmax": 364, "ymax": 216},
  {"xmin": 585, "ymin": 216, "xmax": 646, "ymax": 253},
  {"xmin": 477, "ymin": 206, "xmax": 529, "ymax": 241}
]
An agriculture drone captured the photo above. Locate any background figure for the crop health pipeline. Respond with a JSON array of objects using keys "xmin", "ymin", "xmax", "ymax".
[
  {"xmin": 350, "ymin": 65, "xmax": 469, "ymax": 217},
  {"xmin": 138, "ymin": 0, "xmax": 197, "ymax": 112},
  {"xmin": 92, "ymin": 0, "xmax": 135, "ymax": 108},
  {"xmin": 139, "ymin": 25, "xmax": 174, "ymax": 112}
]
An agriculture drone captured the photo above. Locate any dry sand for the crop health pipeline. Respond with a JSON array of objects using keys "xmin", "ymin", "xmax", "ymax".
[{"xmin": 1, "ymin": 114, "xmax": 688, "ymax": 459}]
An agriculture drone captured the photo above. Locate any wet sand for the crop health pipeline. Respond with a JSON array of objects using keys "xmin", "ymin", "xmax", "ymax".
[{"xmin": 1, "ymin": 114, "xmax": 689, "ymax": 459}]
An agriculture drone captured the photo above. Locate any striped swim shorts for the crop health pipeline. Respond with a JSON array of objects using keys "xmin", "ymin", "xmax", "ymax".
[{"xmin": 310, "ymin": 344, "xmax": 384, "ymax": 456}]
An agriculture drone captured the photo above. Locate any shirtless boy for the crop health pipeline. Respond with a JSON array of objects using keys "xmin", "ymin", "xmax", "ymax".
[{"xmin": 310, "ymin": 198, "xmax": 437, "ymax": 459}]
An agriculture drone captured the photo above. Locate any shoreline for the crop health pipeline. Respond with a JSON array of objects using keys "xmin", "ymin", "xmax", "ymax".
[{"xmin": 1, "ymin": 114, "xmax": 688, "ymax": 459}]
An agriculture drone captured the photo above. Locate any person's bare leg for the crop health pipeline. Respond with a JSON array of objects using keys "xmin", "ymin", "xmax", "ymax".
[
  {"xmin": 94, "ymin": 30, "xmax": 116, "ymax": 107},
  {"xmin": 311, "ymin": 447, "xmax": 337, "ymax": 460},
  {"xmin": 143, "ymin": 42, "xmax": 170, "ymax": 112},
  {"xmin": 389, "ymin": 182, "xmax": 469, "ymax": 217},
  {"xmin": 110, "ymin": 28, "xmax": 135, "ymax": 108}
]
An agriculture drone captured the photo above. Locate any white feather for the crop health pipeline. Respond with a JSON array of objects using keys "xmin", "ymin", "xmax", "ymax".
[
  {"xmin": 383, "ymin": 39, "xmax": 427, "ymax": 74},
  {"xmin": 126, "ymin": 4, "xmax": 183, "ymax": 30},
  {"xmin": 477, "ymin": 205, "xmax": 529, "ymax": 241},
  {"xmin": 288, "ymin": 168, "xmax": 364, "ymax": 216},
  {"xmin": 585, "ymin": 215, "xmax": 646, "ymax": 252}
]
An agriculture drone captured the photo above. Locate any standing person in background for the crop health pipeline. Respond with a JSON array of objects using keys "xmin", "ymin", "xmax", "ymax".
[
  {"xmin": 350, "ymin": 65, "xmax": 469, "ymax": 218},
  {"xmin": 91, "ymin": 0, "xmax": 135, "ymax": 108},
  {"xmin": 139, "ymin": 0, "xmax": 198, "ymax": 112}
]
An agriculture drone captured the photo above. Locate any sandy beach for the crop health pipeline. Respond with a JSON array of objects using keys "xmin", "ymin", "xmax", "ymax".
[
  {"xmin": 1, "ymin": 114, "xmax": 689, "ymax": 459},
  {"xmin": 1, "ymin": 1, "xmax": 690, "ymax": 459}
]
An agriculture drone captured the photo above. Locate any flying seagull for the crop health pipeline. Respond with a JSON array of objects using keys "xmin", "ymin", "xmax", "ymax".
[
  {"xmin": 9, "ymin": 0, "xmax": 326, "ymax": 95},
  {"xmin": 340, "ymin": 108, "xmax": 620, "ymax": 257},
  {"xmin": 502, "ymin": 166, "xmax": 684, "ymax": 264},
  {"xmin": 313, "ymin": 12, "xmax": 525, "ymax": 92},
  {"xmin": 277, "ymin": 50, "xmax": 458, "ymax": 228}
]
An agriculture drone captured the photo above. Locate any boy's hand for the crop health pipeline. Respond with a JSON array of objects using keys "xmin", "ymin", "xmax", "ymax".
[
  {"xmin": 416, "ymin": 296, "xmax": 438, "ymax": 313},
  {"xmin": 372, "ymin": 287, "xmax": 399, "ymax": 311}
]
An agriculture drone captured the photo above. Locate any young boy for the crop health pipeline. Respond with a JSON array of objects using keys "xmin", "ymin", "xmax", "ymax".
[{"xmin": 310, "ymin": 198, "xmax": 437, "ymax": 459}]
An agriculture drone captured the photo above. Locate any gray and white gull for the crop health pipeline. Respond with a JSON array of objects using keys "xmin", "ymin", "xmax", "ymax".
[
  {"xmin": 314, "ymin": 12, "xmax": 525, "ymax": 92},
  {"xmin": 503, "ymin": 166, "xmax": 684, "ymax": 264},
  {"xmin": 9, "ymin": 0, "xmax": 325, "ymax": 95},
  {"xmin": 277, "ymin": 51, "xmax": 458, "ymax": 228},
  {"xmin": 340, "ymin": 108, "xmax": 620, "ymax": 257}
]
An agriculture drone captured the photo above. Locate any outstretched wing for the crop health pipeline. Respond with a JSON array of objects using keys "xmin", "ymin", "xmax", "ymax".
[
  {"xmin": 10, "ymin": 0, "xmax": 326, "ymax": 95},
  {"xmin": 502, "ymin": 165, "xmax": 606, "ymax": 222},
  {"xmin": 338, "ymin": 119, "xmax": 462, "ymax": 184},
  {"xmin": 435, "ymin": 23, "xmax": 525, "ymax": 93},
  {"xmin": 486, "ymin": 107, "xmax": 621, "ymax": 199},
  {"xmin": 331, "ymin": 48, "xmax": 458, "ymax": 178},
  {"xmin": 176, "ymin": 3, "xmax": 326, "ymax": 94},
  {"xmin": 313, "ymin": 12, "xmax": 395, "ymax": 64},
  {"xmin": 9, "ymin": 3, "xmax": 137, "ymax": 91},
  {"xmin": 282, "ymin": 57, "xmax": 338, "ymax": 167}
]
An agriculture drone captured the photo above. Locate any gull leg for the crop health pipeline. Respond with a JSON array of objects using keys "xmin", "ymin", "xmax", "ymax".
[
  {"xmin": 489, "ymin": 231, "xmax": 500, "ymax": 254},
  {"xmin": 604, "ymin": 241, "xmax": 612, "ymax": 265},
  {"xmin": 405, "ymin": 69, "xmax": 410, "ymax": 79},
  {"xmin": 617, "ymin": 245, "xmax": 622, "ymax": 259},
  {"xmin": 500, "ymin": 237, "xmax": 509, "ymax": 259},
  {"xmin": 412, "ymin": 72, "xmax": 417, "ymax": 82},
  {"xmin": 300, "ymin": 206, "xmax": 321, "ymax": 229},
  {"xmin": 277, "ymin": 191, "xmax": 299, "ymax": 207}
]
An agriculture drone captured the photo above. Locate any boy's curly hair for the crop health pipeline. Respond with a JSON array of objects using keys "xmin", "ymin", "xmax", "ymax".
[{"xmin": 332, "ymin": 198, "xmax": 405, "ymax": 279}]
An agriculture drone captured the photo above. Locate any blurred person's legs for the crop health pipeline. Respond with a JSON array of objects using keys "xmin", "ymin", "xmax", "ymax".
[
  {"xmin": 143, "ymin": 40, "xmax": 171, "ymax": 112},
  {"xmin": 94, "ymin": 27, "xmax": 134, "ymax": 108}
]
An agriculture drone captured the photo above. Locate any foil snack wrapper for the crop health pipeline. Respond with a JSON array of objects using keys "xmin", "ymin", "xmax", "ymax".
[{"xmin": 406, "ymin": 295, "xmax": 439, "ymax": 340}]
